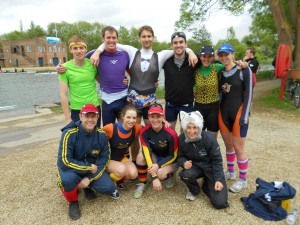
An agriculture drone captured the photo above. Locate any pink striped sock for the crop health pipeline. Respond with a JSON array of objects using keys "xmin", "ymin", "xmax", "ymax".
[
  {"xmin": 237, "ymin": 158, "xmax": 248, "ymax": 181},
  {"xmin": 226, "ymin": 151, "xmax": 236, "ymax": 173}
]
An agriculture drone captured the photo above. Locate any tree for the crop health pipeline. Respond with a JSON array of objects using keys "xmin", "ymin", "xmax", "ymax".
[{"xmin": 176, "ymin": 0, "xmax": 300, "ymax": 68}]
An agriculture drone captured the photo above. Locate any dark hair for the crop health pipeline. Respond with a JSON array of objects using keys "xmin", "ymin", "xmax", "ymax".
[
  {"xmin": 149, "ymin": 103, "xmax": 163, "ymax": 109},
  {"xmin": 171, "ymin": 31, "xmax": 186, "ymax": 42},
  {"xmin": 248, "ymin": 48, "xmax": 256, "ymax": 55},
  {"xmin": 138, "ymin": 25, "xmax": 154, "ymax": 37},
  {"xmin": 120, "ymin": 104, "xmax": 139, "ymax": 117},
  {"xmin": 101, "ymin": 26, "xmax": 119, "ymax": 38}
]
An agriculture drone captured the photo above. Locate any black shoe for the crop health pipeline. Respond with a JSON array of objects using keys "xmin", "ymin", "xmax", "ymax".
[
  {"xmin": 108, "ymin": 190, "xmax": 120, "ymax": 199},
  {"xmin": 69, "ymin": 201, "xmax": 81, "ymax": 220},
  {"xmin": 116, "ymin": 183, "xmax": 125, "ymax": 190},
  {"xmin": 84, "ymin": 188, "xmax": 96, "ymax": 200}
]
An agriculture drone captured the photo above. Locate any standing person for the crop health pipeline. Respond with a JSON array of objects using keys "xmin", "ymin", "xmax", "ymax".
[
  {"xmin": 163, "ymin": 32, "xmax": 198, "ymax": 130},
  {"xmin": 217, "ymin": 43, "xmax": 253, "ymax": 193},
  {"xmin": 58, "ymin": 35, "xmax": 101, "ymax": 126},
  {"xmin": 244, "ymin": 47, "xmax": 259, "ymax": 87},
  {"xmin": 133, "ymin": 104, "xmax": 178, "ymax": 199},
  {"xmin": 177, "ymin": 111, "xmax": 228, "ymax": 209},
  {"xmin": 90, "ymin": 25, "xmax": 198, "ymax": 126},
  {"xmin": 57, "ymin": 26, "xmax": 130, "ymax": 126},
  {"xmin": 102, "ymin": 104, "xmax": 142, "ymax": 189},
  {"xmin": 194, "ymin": 45, "xmax": 225, "ymax": 137},
  {"xmin": 57, "ymin": 104, "xmax": 119, "ymax": 220}
]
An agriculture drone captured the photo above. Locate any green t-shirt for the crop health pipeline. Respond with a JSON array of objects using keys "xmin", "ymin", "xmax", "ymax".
[
  {"xmin": 199, "ymin": 63, "xmax": 225, "ymax": 76},
  {"xmin": 58, "ymin": 58, "xmax": 99, "ymax": 110}
]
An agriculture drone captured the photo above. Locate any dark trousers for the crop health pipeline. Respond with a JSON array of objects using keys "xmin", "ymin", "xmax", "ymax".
[{"xmin": 179, "ymin": 165, "xmax": 228, "ymax": 209}]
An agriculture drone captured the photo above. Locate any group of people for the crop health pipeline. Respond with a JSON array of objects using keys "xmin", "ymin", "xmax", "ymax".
[{"xmin": 56, "ymin": 24, "xmax": 256, "ymax": 220}]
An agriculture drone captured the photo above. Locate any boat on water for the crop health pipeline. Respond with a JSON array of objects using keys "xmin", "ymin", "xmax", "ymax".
[{"xmin": 0, "ymin": 105, "xmax": 16, "ymax": 111}]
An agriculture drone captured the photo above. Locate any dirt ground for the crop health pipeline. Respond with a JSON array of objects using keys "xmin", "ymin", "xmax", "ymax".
[{"xmin": 0, "ymin": 79, "xmax": 299, "ymax": 225}]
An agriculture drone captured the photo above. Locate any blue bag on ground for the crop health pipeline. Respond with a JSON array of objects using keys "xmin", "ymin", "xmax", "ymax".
[{"xmin": 241, "ymin": 177, "xmax": 296, "ymax": 221}]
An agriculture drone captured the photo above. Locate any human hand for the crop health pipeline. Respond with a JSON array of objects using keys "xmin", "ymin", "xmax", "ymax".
[
  {"xmin": 56, "ymin": 63, "xmax": 66, "ymax": 74},
  {"xmin": 155, "ymin": 80, "xmax": 159, "ymax": 88},
  {"xmin": 214, "ymin": 181, "xmax": 223, "ymax": 191},
  {"xmin": 66, "ymin": 118, "xmax": 72, "ymax": 125},
  {"xmin": 123, "ymin": 77, "xmax": 128, "ymax": 85},
  {"xmin": 91, "ymin": 164, "xmax": 98, "ymax": 174},
  {"xmin": 148, "ymin": 163, "xmax": 159, "ymax": 175},
  {"xmin": 153, "ymin": 179, "xmax": 163, "ymax": 192},
  {"xmin": 184, "ymin": 160, "xmax": 192, "ymax": 169},
  {"xmin": 78, "ymin": 177, "xmax": 90, "ymax": 188},
  {"xmin": 163, "ymin": 120, "xmax": 171, "ymax": 128},
  {"xmin": 188, "ymin": 51, "xmax": 198, "ymax": 67},
  {"xmin": 235, "ymin": 60, "xmax": 248, "ymax": 68},
  {"xmin": 90, "ymin": 50, "xmax": 101, "ymax": 66}
]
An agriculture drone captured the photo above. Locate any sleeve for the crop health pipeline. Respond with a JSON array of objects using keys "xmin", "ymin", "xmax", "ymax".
[
  {"xmin": 58, "ymin": 63, "xmax": 69, "ymax": 83},
  {"xmin": 102, "ymin": 123, "xmax": 114, "ymax": 139},
  {"xmin": 177, "ymin": 136, "xmax": 188, "ymax": 168},
  {"xmin": 240, "ymin": 67, "xmax": 253, "ymax": 125},
  {"xmin": 115, "ymin": 43, "xmax": 137, "ymax": 66},
  {"xmin": 206, "ymin": 133, "xmax": 225, "ymax": 182},
  {"xmin": 87, "ymin": 131, "xmax": 111, "ymax": 182},
  {"xmin": 157, "ymin": 50, "xmax": 174, "ymax": 71},
  {"xmin": 249, "ymin": 59, "xmax": 259, "ymax": 73},
  {"xmin": 85, "ymin": 49, "xmax": 96, "ymax": 59},
  {"xmin": 57, "ymin": 130, "xmax": 92, "ymax": 172},
  {"xmin": 157, "ymin": 128, "xmax": 178, "ymax": 168}
]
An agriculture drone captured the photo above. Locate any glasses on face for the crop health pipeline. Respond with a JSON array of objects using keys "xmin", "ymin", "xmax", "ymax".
[{"xmin": 171, "ymin": 32, "xmax": 186, "ymax": 40}]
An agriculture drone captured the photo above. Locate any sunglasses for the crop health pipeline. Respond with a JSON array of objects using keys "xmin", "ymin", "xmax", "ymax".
[{"xmin": 171, "ymin": 32, "xmax": 186, "ymax": 40}]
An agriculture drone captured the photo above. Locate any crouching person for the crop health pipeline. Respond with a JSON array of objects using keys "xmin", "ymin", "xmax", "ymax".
[
  {"xmin": 177, "ymin": 111, "xmax": 229, "ymax": 209},
  {"xmin": 57, "ymin": 104, "xmax": 119, "ymax": 220}
]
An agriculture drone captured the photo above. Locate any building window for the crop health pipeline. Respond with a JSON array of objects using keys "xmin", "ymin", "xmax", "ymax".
[
  {"xmin": 37, "ymin": 46, "xmax": 43, "ymax": 52},
  {"xmin": 52, "ymin": 45, "xmax": 57, "ymax": 53},
  {"xmin": 48, "ymin": 46, "xmax": 52, "ymax": 52},
  {"xmin": 62, "ymin": 47, "xmax": 65, "ymax": 53},
  {"xmin": 27, "ymin": 46, "xmax": 32, "ymax": 52},
  {"xmin": 43, "ymin": 46, "xmax": 46, "ymax": 52},
  {"xmin": 50, "ymin": 59, "xmax": 52, "ymax": 63},
  {"xmin": 9, "ymin": 59, "xmax": 12, "ymax": 63},
  {"xmin": 57, "ymin": 47, "xmax": 61, "ymax": 52}
]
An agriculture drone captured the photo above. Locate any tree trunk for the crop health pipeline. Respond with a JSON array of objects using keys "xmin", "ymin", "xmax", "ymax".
[
  {"xmin": 289, "ymin": 0, "xmax": 300, "ymax": 68},
  {"xmin": 267, "ymin": 0, "xmax": 292, "ymax": 44}
]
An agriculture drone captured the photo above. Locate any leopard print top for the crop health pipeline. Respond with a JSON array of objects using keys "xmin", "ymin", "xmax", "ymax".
[{"xmin": 194, "ymin": 64, "xmax": 219, "ymax": 104}]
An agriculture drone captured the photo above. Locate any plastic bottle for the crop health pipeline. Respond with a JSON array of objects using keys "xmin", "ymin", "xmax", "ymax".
[{"xmin": 286, "ymin": 209, "xmax": 298, "ymax": 225}]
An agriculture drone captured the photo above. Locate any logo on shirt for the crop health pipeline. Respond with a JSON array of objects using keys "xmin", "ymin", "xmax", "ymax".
[
  {"xmin": 92, "ymin": 150, "xmax": 100, "ymax": 155},
  {"xmin": 222, "ymin": 83, "xmax": 231, "ymax": 93},
  {"xmin": 158, "ymin": 140, "xmax": 167, "ymax": 148},
  {"xmin": 118, "ymin": 143, "xmax": 130, "ymax": 149},
  {"xmin": 110, "ymin": 59, "xmax": 118, "ymax": 64}
]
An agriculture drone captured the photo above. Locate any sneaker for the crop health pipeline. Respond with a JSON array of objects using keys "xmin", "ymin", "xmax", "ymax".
[
  {"xmin": 117, "ymin": 183, "xmax": 125, "ymax": 190},
  {"xmin": 69, "ymin": 201, "xmax": 81, "ymax": 220},
  {"xmin": 225, "ymin": 171, "xmax": 236, "ymax": 180},
  {"xmin": 108, "ymin": 190, "xmax": 120, "ymax": 200},
  {"xmin": 186, "ymin": 190, "xmax": 196, "ymax": 201},
  {"xmin": 83, "ymin": 188, "xmax": 96, "ymax": 200},
  {"xmin": 133, "ymin": 183, "xmax": 146, "ymax": 199},
  {"xmin": 229, "ymin": 179, "xmax": 247, "ymax": 193},
  {"xmin": 164, "ymin": 176, "xmax": 175, "ymax": 189}
]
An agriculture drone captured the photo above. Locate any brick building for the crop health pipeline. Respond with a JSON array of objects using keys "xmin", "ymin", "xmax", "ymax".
[{"xmin": 0, "ymin": 36, "xmax": 68, "ymax": 68}]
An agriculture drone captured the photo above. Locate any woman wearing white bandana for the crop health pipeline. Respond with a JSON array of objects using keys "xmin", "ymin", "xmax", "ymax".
[{"xmin": 177, "ymin": 111, "xmax": 229, "ymax": 209}]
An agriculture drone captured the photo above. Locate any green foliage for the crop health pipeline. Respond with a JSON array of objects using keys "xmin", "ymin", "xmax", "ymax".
[
  {"xmin": 155, "ymin": 87, "xmax": 165, "ymax": 99},
  {"xmin": 256, "ymin": 70, "xmax": 274, "ymax": 81}
]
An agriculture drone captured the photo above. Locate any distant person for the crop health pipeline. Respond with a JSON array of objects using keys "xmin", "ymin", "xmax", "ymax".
[
  {"xmin": 217, "ymin": 43, "xmax": 252, "ymax": 193},
  {"xmin": 163, "ymin": 31, "xmax": 198, "ymax": 130},
  {"xmin": 177, "ymin": 111, "xmax": 229, "ymax": 209},
  {"xmin": 244, "ymin": 47, "xmax": 259, "ymax": 87},
  {"xmin": 0, "ymin": 66, "xmax": 2, "ymax": 74},
  {"xmin": 57, "ymin": 104, "xmax": 119, "ymax": 220},
  {"xmin": 102, "ymin": 104, "xmax": 142, "ymax": 189},
  {"xmin": 134, "ymin": 104, "xmax": 178, "ymax": 198},
  {"xmin": 58, "ymin": 35, "xmax": 101, "ymax": 126},
  {"xmin": 90, "ymin": 25, "xmax": 198, "ymax": 126}
]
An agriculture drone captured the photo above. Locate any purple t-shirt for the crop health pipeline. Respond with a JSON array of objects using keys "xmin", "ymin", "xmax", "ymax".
[{"xmin": 86, "ymin": 49, "xmax": 129, "ymax": 94}]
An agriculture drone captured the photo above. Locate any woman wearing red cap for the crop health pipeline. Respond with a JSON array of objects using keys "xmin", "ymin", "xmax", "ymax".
[
  {"xmin": 133, "ymin": 104, "xmax": 178, "ymax": 199},
  {"xmin": 102, "ymin": 104, "xmax": 142, "ymax": 190},
  {"xmin": 217, "ymin": 43, "xmax": 253, "ymax": 193}
]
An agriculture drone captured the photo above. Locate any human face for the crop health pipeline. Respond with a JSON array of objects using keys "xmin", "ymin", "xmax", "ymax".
[
  {"xmin": 171, "ymin": 37, "xmax": 187, "ymax": 57},
  {"xmin": 218, "ymin": 52, "xmax": 234, "ymax": 67},
  {"xmin": 102, "ymin": 31, "xmax": 118, "ymax": 51},
  {"xmin": 148, "ymin": 114, "xmax": 164, "ymax": 131},
  {"xmin": 122, "ymin": 109, "xmax": 137, "ymax": 130},
  {"xmin": 79, "ymin": 112, "xmax": 99, "ymax": 133},
  {"xmin": 200, "ymin": 53, "xmax": 214, "ymax": 67},
  {"xmin": 185, "ymin": 123, "xmax": 200, "ymax": 140},
  {"xmin": 139, "ymin": 30, "xmax": 154, "ymax": 50},
  {"xmin": 245, "ymin": 49, "xmax": 252, "ymax": 59},
  {"xmin": 70, "ymin": 45, "xmax": 87, "ymax": 60}
]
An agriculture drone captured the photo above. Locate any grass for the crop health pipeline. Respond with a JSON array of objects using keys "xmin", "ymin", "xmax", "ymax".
[{"xmin": 256, "ymin": 70, "xmax": 274, "ymax": 81}]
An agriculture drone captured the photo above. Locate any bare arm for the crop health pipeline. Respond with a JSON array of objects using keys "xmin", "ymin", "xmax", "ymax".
[{"xmin": 59, "ymin": 81, "xmax": 72, "ymax": 124}]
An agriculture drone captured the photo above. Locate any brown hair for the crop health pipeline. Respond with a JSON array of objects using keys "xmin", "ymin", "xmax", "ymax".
[
  {"xmin": 138, "ymin": 25, "xmax": 154, "ymax": 37},
  {"xmin": 248, "ymin": 48, "xmax": 256, "ymax": 56},
  {"xmin": 101, "ymin": 26, "xmax": 119, "ymax": 38},
  {"xmin": 120, "ymin": 104, "xmax": 139, "ymax": 117},
  {"xmin": 68, "ymin": 35, "xmax": 87, "ymax": 46}
]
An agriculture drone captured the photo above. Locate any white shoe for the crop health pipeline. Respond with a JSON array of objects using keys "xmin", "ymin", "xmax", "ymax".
[
  {"xmin": 186, "ymin": 190, "xmax": 196, "ymax": 201},
  {"xmin": 229, "ymin": 179, "xmax": 247, "ymax": 193},
  {"xmin": 133, "ymin": 183, "xmax": 146, "ymax": 199},
  {"xmin": 164, "ymin": 176, "xmax": 176, "ymax": 189},
  {"xmin": 225, "ymin": 171, "xmax": 236, "ymax": 180}
]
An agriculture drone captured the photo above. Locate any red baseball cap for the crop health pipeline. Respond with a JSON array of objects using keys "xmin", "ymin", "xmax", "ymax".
[
  {"xmin": 148, "ymin": 106, "xmax": 164, "ymax": 115},
  {"xmin": 80, "ymin": 104, "xmax": 99, "ymax": 114}
]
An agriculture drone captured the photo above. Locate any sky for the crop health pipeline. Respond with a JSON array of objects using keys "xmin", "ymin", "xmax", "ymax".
[{"xmin": 0, "ymin": 0, "xmax": 251, "ymax": 44}]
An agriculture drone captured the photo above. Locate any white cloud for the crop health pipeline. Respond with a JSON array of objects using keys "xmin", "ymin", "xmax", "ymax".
[{"xmin": 0, "ymin": 0, "xmax": 251, "ymax": 43}]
